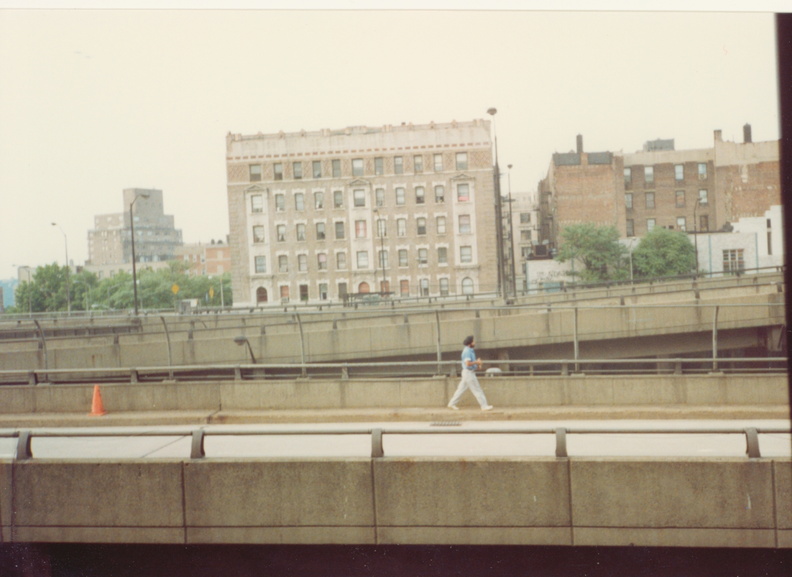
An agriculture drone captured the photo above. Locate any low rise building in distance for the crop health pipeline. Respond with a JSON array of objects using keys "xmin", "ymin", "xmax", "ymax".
[
  {"xmin": 174, "ymin": 238, "xmax": 232, "ymax": 276},
  {"xmin": 225, "ymin": 119, "xmax": 498, "ymax": 306},
  {"xmin": 86, "ymin": 188, "xmax": 183, "ymax": 278}
]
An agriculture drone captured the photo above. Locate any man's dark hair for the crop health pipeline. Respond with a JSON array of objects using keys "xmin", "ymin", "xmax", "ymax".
[{"xmin": 463, "ymin": 335, "xmax": 474, "ymax": 346}]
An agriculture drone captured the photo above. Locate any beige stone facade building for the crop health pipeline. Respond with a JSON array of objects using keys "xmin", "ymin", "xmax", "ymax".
[
  {"xmin": 174, "ymin": 239, "xmax": 232, "ymax": 277},
  {"xmin": 539, "ymin": 125, "xmax": 780, "ymax": 249},
  {"xmin": 225, "ymin": 120, "xmax": 498, "ymax": 306}
]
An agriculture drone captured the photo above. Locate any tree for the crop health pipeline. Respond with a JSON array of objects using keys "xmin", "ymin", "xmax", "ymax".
[
  {"xmin": 555, "ymin": 223, "xmax": 628, "ymax": 283},
  {"xmin": 631, "ymin": 227, "xmax": 696, "ymax": 279}
]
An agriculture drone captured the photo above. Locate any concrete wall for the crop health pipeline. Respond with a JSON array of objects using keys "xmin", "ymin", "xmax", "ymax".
[
  {"xmin": 0, "ymin": 374, "xmax": 787, "ymax": 415},
  {"xmin": 2, "ymin": 457, "xmax": 789, "ymax": 548}
]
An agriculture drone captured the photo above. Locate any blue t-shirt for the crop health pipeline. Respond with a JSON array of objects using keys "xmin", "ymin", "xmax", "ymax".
[{"xmin": 461, "ymin": 346, "xmax": 477, "ymax": 371}]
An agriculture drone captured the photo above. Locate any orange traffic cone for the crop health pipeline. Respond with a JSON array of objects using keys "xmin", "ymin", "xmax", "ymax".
[{"xmin": 89, "ymin": 385, "xmax": 107, "ymax": 416}]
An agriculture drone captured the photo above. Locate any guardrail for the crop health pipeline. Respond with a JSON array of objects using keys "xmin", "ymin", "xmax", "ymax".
[
  {"xmin": 3, "ymin": 425, "xmax": 788, "ymax": 461},
  {"xmin": 0, "ymin": 356, "xmax": 787, "ymax": 386}
]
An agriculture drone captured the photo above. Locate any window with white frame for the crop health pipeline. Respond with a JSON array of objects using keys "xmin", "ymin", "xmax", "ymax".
[
  {"xmin": 296, "ymin": 223, "xmax": 306, "ymax": 241},
  {"xmin": 335, "ymin": 221, "xmax": 345, "ymax": 239},
  {"xmin": 352, "ymin": 158, "xmax": 364, "ymax": 177},
  {"xmin": 397, "ymin": 218, "xmax": 407, "ymax": 237},
  {"xmin": 433, "ymin": 153, "xmax": 443, "ymax": 172},
  {"xmin": 250, "ymin": 164, "xmax": 262, "ymax": 182},
  {"xmin": 298, "ymin": 254, "xmax": 308, "ymax": 272},
  {"xmin": 455, "ymin": 152, "xmax": 468, "ymax": 170},
  {"xmin": 374, "ymin": 157, "xmax": 384, "ymax": 175},
  {"xmin": 458, "ymin": 214, "xmax": 471, "ymax": 234},
  {"xmin": 434, "ymin": 185, "xmax": 445, "ymax": 203},
  {"xmin": 375, "ymin": 188, "xmax": 385, "ymax": 207},
  {"xmin": 336, "ymin": 252, "xmax": 347, "ymax": 269},
  {"xmin": 644, "ymin": 166, "xmax": 654, "ymax": 185},
  {"xmin": 276, "ymin": 224, "xmax": 286, "ymax": 242},
  {"xmin": 398, "ymin": 249, "xmax": 408, "ymax": 267},
  {"xmin": 253, "ymin": 225, "xmax": 266, "ymax": 243},
  {"xmin": 293, "ymin": 162, "xmax": 303, "ymax": 180},
  {"xmin": 420, "ymin": 278, "xmax": 429, "ymax": 296},
  {"xmin": 332, "ymin": 159, "xmax": 341, "ymax": 178},
  {"xmin": 395, "ymin": 187, "xmax": 405, "ymax": 205},
  {"xmin": 646, "ymin": 218, "xmax": 656, "ymax": 232},
  {"xmin": 251, "ymin": 195, "xmax": 263, "ymax": 213},
  {"xmin": 418, "ymin": 248, "xmax": 428, "ymax": 265},
  {"xmin": 457, "ymin": 183, "xmax": 470, "ymax": 202},
  {"xmin": 417, "ymin": 218, "xmax": 427, "ymax": 235},
  {"xmin": 254, "ymin": 256, "xmax": 266, "ymax": 273},
  {"xmin": 461, "ymin": 277, "xmax": 474, "ymax": 295},
  {"xmin": 356, "ymin": 251, "xmax": 369, "ymax": 269},
  {"xmin": 333, "ymin": 190, "xmax": 344, "ymax": 208},
  {"xmin": 698, "ymin": 189, "xmax": 708, "ymax": 205},
  {"xmin": 295, "ymin": 193, "xmax": 305, "ymax": 211},
  {"xmin": 675, "ymin": 164, "xmax": 684, "ymax": 181},
  {"xmin": 313, "ymin": 161, "xmax": 322, "ymax": 179},
  {"xmin": 676, "ymin": 216, "xmax": 686, "ymax": 231},
  {"xmin": 723, "ymin": 249, "xmax": 744, "ymax": 273},
  {"xmin": 376, "ymin": 218, "xmax": 387, "ymax": 238},
  {"xmin": 413, "ymin": 155, "xmax": 423, "ymax": 173},
  {"xmin": 378, "ymin": 250, "xmax": 388, "ymax": 269},
  {"xmin": 698, "ymin": 163, "xmax": 708, "ymax": 180},
  {"xmin": 317, "ymin": 253, "xmax": 327, "ymax": 270},
  {"xmin": 460, "ymin": 245, "xmax": 472, "ymax": 263},
  {"xmin": 439, "ymin": 278, "xmax": 449, "ymax": 296},
  {"xmin": 278, "ymin": 255, "xmax": 288, "ymax": 272},
  {"xmin": 314, "ymin": 191, "xmax": 324, "ymax": 209},
  {"xmin": 355, "ymin": 220, "xmax": 367, "ymax": 238},
  {"xmin": 675, "ymin": 190, "xmax": 685, "ymax": 208},
  {"xmin": 437, "ymin": 246, "xmax": 448, "ymax": 264},
  {"xmin": 394, "ymin": 156, "xmax": 403, "ymax": 175},
  {"xmin": 275, "ymin": 194, "xmax": 285, "ymax": 212},
  {"xmin": 353, "ymin": 189, "xmax": 366, "ymax": 207},
  {"xmin": 316, "ymin": 222, "xmax": 326, "ymax": 240},
  {"xmin": 274, "ymin": 163, "xmax": 283, "ymax": 181},
  {"xmin": 415, "ymin": 186, "xmax": 425, "ymax": 204},
  {"xmin": 436, "ymin": 216, "xmax": 446, "ymax": 235}
]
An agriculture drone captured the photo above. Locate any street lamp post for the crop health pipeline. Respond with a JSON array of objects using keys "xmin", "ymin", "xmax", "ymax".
[
  {"xmin": 487, "ymin": 107, "xmax": 506, "ymax": 300},
  {"xmin": 129, "ymin": 192, "xmax": 151, "ymax": 315},
  {"xmin": 692, "ymin": 198, "xmax": 701, "ymax": 276},
  {"xmin": 51, "ymin": 223, "xmax": 71, "ymax": 314}
]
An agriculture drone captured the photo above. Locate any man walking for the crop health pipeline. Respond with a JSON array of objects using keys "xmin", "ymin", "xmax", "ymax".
[{"xmin": 447, "ymin": 335, "xmax": 493, "ymax": 411}]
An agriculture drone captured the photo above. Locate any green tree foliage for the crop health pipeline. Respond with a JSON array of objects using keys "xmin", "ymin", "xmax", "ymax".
[
  {"xmin": 10, "ymin": 261, "xmax": 233, "ymax": 313},
  {"xmin": 631, "ymin": 228, "xmax": 696, "ymax": 279},
  {"xmin": 555, "ymin": 223, "xmax": 628, "ymax": 283}
]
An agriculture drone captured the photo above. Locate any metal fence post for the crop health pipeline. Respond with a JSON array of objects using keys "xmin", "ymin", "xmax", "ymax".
[{"xmin": 295, "ymin": 313, "xmax": 307, "ymax": 377}]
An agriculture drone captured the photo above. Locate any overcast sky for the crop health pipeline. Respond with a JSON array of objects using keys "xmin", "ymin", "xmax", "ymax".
[{"xmin": 0, "ymin": 4, "xmax": 783, "ymax": 280}]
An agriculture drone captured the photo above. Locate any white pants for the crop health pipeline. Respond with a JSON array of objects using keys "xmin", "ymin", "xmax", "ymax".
[{"xmin": 449, "ymin": 369, "xmax": 489, "ymax": 408}]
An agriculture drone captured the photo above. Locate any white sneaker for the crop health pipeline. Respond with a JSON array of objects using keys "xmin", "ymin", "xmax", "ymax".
[
  {"xmin": 447, "ymin": 404, "xmax": 459, "ymax": 410},
  {"xmin": 481, "ymin": 405, "xmax": 494, "ymax": 411}
]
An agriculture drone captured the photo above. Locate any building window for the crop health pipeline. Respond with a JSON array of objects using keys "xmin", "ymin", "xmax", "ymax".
[
  {"xmin": 461, "ymin": 277, "xmax": 474, "ymax": 295},
  {"xmin": 352, "ymin": 158, "xmax": 364, "ymax": 176},
  {"xmin": 276, "ymin": 224, "xmax": 286, "ymax": 242},
  {"xmin": 624, "ymin": 167, "xmax": 632, "ymax": 189},
  {"xmin": 460, "ymin": 245, "xmax": 472, "ymax": 263},
  {"xmin": 626, "ymin": 219, "xmax": 634, "ymax": 237},
  {"xmin": 400, "ymin": 279, "xmax": 410, "ymax": 296},
  {"xmin": 644, "ymin": 166, "xmax": 654, "ymax": 185},
  {"xmin": 433, "ymin": 153, "xmax": 443, "ymax": 172},
  {"xmin": 415, "ymin": 186, "xmax": 425, "ymax": 204},
  {"xmin": 417, "ymin": 218, "xmax": 427, "ymax": 235},
  {"xmin": 274, "ymin": 163, "xmax": 283, "ymax": 181},
  {"xmin": 380, "ymin": 280, "xmax": 390, "ymax": 294},
  {"xmin": 375, "ymin": 157, "xmax": 384, "ymax": 175},
  {"xmin": 254, "ymin": 256, "xmax": 266, "ymax": 273},
  {"xmin": 699, "ymin": 215, "xmax": 709, "ymax": 232},
  {"xmin": 278, "ymin": 255, "xmax": 288, "ymax": 273},
  {"xmin": 394, "ymin": 156, "xmax": 404, "ymax": 175},
  {"xmin": 295, "ymin": 193, "xmax": 305, "ymax": 212},
  {"xmin": 319, "ymin": 283, "xmax": 328, "ymax": 300},
  {"xmin": 252, "ymin": 225, "xmax": 266, "ymax": 244},
  {"xmin": 375, "ymin": 188, "xmax": 385, "ymax": 207},
  {"xmin": 434, "ymin": 185, "xmax": 445, "ymax": 203},
  {"xmin": 420, "ymin": 278, "xmax": 429, "ymax": 296},
  {"xmin": 336, "ymin": 252, "xmax": 347, "ymax": 269},
  {"xmin": 645, "ymin": 192, "xmax": 655, "ymax": 209},
  {"xmin": 298, "ymin": 254, "xmax": 308, "ymax": 272},
  {"xmin": 249, "ymin": 164, "xmax": 262, "ymax": 182},
  {"xmin": 397, "ymin": 218, "xmax": 407, "ymax": 237},
  {"xmin": 356, "ymin": 251, "xmax": 369, "ymax": 269},
  {"xmin": 293, "ymin": 162, "xmax": 303, "ymax": 180},
  {"xmin": 354, "ymin": 189, "xmax": 366, "ymax": 207},
  {"xmin": 624, "ymin": 193, "xmax": 633, "ymax": 210},
  {"xmin": 395, "ymin": 187, "xmax": 405, "ymax": 205},
  {"xmin": 458, "ymin": 214, "xmax": 471, "ymax": 234},
  {"xmin": 296, "ymin": 223, "xmax": 306, "ymax": 241},
  {"xmin": 418, "ymin": 248, "xmax": 428, "ymax": 265},
  {"xmin": 646, "ymin": 218, "xmax": 656, "ymax": 232},
  {"xmin": 521, "ymin": 230, "xmax": 532, "ymax": 241},
  {"xmin": 338, "ymin": 281, "xmax": 348, "ymax": 297},
  {"xmin": 676, "ymin": 217, "xmax": 686, "ymax": 231},
  {"xmin": 413, "ymin": 155, "xmax": 423, "ymax": 173},
  {"xmin": 723, "ymin": 249, "xmax": 744, "ymax": 273},
  {"xmin": 438, "ymin": 246, "xmax": 448, "ymax": 264},
  {"xmin": 334, "ymin": 190, "xmax": 344, "ymax": 208},
  {"xmin": 314, "ymin": 192, "xmax": 324, "ymax": 210},
  {"xmin": 398, "ymin": 249, "xmax": 408, "ymax": 267},
  {"xmin": 316, "ymin": 222, "xmax": 326, "ymax": 240},
  {"xmin": 436, "ymin": 216, "xmax": 447, "ymax": 235},
  {"xmin": 332, "ymin": 159, "xmax": 341, "ymax": 178},
  {"xmin": 378, "ymin": 250, "xmax": 388, "ymax": 269},
  {"xmin": 251, "ymin": 195, "xmax": 263, "ymax": 213},
  {"xmin": 520, "ymin": 213, "xmax": 531, "ymax": 224},
  {"xmin": 376, "ymin": 218, "xmax": 387, "ymax": 238},
  {"xmin": 698, "ymin": 189, "xmax": 708, "ymax": 205},
  {"xmin": 457, "ymin": 183, "xmax": 470, "ymax": 202},
  {"xmin": 335, "ymin": 221, "xmax": 345, "ymax": 240},
  {"xmin": 280, "ymin": 285, "xmax": 290, "ymax": 301},
  {"xmin": 675, "ymin": 164, "xmax": 684, "ymax": 181},
  {"xmin": 256, "ymin": 287, "xmax": 268, "ymax": 303},
  {"xmin": 275, "ymin": 194, "xmax": 285, "ymax": 212},
  {"xmin": 698, "ymin": 163, "xmax": 708, "ymax": 180},
  {"xmin": 355, "ymin": 220, "xmax": 367, "ymax": 238},
  {"xmin": 675, "ymin": 190, "xmax": 685, "ymax": 208},
  {"xmin": 456, "ymin": 152, "xmax": 468, "ymax": 170},
  {"xmin": 313, "ymin": 161, "xmax": 322, "ymax": 179}
]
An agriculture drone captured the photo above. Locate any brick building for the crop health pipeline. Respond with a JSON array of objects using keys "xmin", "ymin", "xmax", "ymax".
[
  {"xmin": 538, "ymin": 125, "xmax": 780, "ymax": 249},
  {"xmin": 225, "ymin": 120, "xmax": 498, "ymax": 306},
  {"xmin": 174, "ymin": 239, "xmax": 232, "ymax": 277}
]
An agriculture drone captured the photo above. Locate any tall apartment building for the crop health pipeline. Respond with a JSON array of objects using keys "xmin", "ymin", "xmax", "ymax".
[
  {"xmin": 539, "ymin": 125, "xmax": 780, "ymax": 249},
  {"xmin": 86, "ymin": 188, "xmax": 183, "ymax": 278},
  {"xmin": 225, "ymin": 120, "xmax": 498, "ymax": 306}
]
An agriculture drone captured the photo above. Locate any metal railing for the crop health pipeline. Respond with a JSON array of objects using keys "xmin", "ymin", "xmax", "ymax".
[
  {"xmin": 0, "ymin": 356, "xmax": 787, "ymax": 386},
  {"xmin": 3, "ymin": 425, "xmax": 788, "ymax": 461}
]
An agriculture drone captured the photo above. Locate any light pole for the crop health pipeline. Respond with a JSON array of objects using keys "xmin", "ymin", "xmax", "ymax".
[
  {"xmin": 487, "ymin": 107, "xmax": 506, "ymax": 299},
  {"xmin": 692, "ymin": 198, "xmax": 701, "ymax": 276},
  {"xmin": 129, "ymin": 191, "xmax": 151, "ymax": 315},
  {"xmin": 374, "ymin": 209, "xmax": 386, "ymax": 294},
  {"xmin": 51, "ymin": 222, "xmax": 71, "ymax": 314}
]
